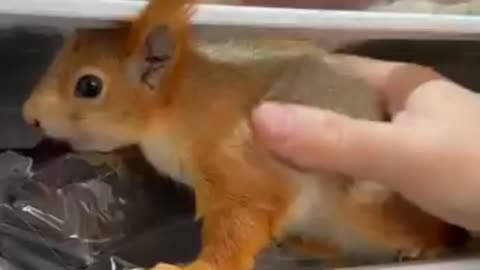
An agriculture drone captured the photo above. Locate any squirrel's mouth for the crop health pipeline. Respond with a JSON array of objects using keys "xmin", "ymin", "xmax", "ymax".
[
  {"xmin": 11, "ymin": 138, "xmax": 73, "ymax": 168},
  {"xmin": 41, "ymin": 133, "xmax": 97, "ymax": 153},
  {"xmin": 34, "ymin": 139, "xmax": 72, "ymax": 154},
  {"xmin": 60, "ymin": 137, "xmax": 121, "ymax": 154}
]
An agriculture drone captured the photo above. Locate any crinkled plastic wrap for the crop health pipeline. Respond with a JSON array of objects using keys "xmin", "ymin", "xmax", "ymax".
[
  {"xmin": 0, "ymin": 141, "xmax": 199, "ymax": 270},
  {"xmin": 0, "ymin": 142, "xmax": 339, "ymax": 270}
]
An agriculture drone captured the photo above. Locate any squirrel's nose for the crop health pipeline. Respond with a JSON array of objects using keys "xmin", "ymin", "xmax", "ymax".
[
  {"xmin": 30, "ymin": 119, "xmax": 41, "ymax": 128},
  {"xmin": 23, "ymin": 99, "xmax": 42, "ymax": 129},
  {"xmin": 24, "ymin": 116, "xmax": 41, "ymax": 129}
]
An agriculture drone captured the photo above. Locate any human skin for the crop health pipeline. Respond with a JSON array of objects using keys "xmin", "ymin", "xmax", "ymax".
[{"xmin": 252, "ymin": 54, "xmax": 480, "ymax": 231}]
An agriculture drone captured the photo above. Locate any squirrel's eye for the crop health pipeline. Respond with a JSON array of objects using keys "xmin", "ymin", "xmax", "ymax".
[{"xmin": 75, "ymin": 74, "xmax": 103, "ymax": 99}]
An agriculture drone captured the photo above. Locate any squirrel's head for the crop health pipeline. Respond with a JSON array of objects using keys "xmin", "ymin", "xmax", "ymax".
[{"xmin": 22, "ymin": 27, "xmax": 178, "ymax": 152}]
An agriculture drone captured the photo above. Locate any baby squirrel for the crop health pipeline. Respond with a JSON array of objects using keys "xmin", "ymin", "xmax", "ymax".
[{"xmin": 23, "ymin": 1, "xmax": 470, "ymax": 270}]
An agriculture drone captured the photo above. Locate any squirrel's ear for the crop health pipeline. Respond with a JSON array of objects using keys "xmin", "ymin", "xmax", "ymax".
[
  {"xmin": 124, "ymin": 0, "xmax": 195, "ymax": 105},
  {"xmin": 125, "ymin": 27, "xmax": 175, "ymax": 91},
  {"xmin": 124, "ymin": 0, "xmax": 195, "ymax": 58}
]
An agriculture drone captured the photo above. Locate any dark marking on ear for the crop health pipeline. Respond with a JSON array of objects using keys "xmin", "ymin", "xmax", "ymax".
[
  {"xmin": 70, "ymin": 111, "xmax": 84, "ymax": 122},
  {"xmin": 142, "ymin": 56, "xmax": 170, "ymax": 90},
  {"xmin": 125, "ymin": 27, "xmax": 173, "ymax": 90},
  {"xmin": 146, "ymin": 55, "xmax": 170, "ymax": 63},
  {"xmin": 140, "ymin": 34, "xmax": 171, "ymax": 90}
]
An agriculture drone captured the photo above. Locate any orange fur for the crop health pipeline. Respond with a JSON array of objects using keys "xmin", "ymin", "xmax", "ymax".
[
  {"xmin": 23, "ymin": 1, "xmax": 471, "ymax": 270},
  {"xmin": 125, "ymin": 0, "xmax": 195, "ymax": 106},
  {"xmin": 125, "ymin": 0, "xmax": 194, "ymax": 56}
]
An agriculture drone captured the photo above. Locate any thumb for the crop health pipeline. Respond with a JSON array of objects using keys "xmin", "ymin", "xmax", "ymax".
[{"xmin": 251, "ymin": 102, "xmax": 423, "ymax": 184}]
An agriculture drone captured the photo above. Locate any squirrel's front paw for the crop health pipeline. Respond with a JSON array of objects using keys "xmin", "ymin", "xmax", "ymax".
[{"xmin": 150, "ymin": 263, "xmax": 181, "ymax": 270}]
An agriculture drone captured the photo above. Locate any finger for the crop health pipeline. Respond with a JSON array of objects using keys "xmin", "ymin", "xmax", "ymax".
[
  {"xmin": 404, "ymin": 78, "xmax": 480, "ymax": 119},
  {"xmin": 252, "ymin": 102, "xmax": 426, "ymax": 184},
  {"xmin": 325, "ymin": 54, "xmax": 441, "ymax": 115}
]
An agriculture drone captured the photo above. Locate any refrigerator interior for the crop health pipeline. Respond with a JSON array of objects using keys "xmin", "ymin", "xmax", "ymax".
[{"xmin": 1, "ymin": 2, "xmax": 480, "ymax": 270}]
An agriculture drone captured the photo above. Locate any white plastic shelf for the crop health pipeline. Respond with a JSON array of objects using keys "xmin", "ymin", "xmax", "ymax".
[
  {"xmin": 341, "ymin": 257, "xmax": 480, "ymax": 270},
  {"xmin": 0, "ymin": 0, "xmax": 480, "ymax": 42}
]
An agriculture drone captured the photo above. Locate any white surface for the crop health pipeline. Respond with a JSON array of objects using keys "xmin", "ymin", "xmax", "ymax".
[
  {"xmin": 0, "ymin": 0, "xmax": 480, "ymax": 41},
  {"xmin": 340, "ymin": 257, "xmax": 480, "ymax": 270}
]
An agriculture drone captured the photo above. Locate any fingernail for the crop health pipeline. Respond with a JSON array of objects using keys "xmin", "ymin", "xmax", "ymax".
[{"xmin": 251, "ymin": 102, "xmax": 293, "ymax": 145}]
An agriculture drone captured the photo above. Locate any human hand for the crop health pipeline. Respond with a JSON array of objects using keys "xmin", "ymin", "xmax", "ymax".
[{"xmin": 252, "ymin": 54, "xmax": 480, "ymax": 231}]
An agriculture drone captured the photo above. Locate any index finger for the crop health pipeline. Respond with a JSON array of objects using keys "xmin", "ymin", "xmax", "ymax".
[{"xmin": 325, "ymin": 54, "xmax": 441, "ymax": 115}]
